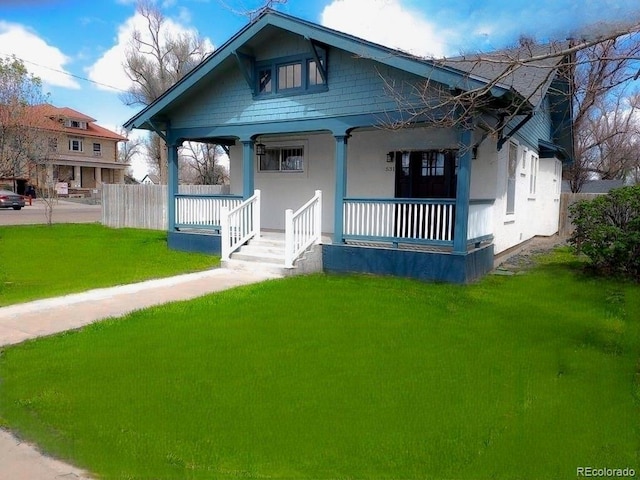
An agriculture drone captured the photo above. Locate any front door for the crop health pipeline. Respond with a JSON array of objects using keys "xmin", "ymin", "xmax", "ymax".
[
  {"xmin": 394, "ymin": 150, "xmax": 457, "ymax": 199},
  {"xmin": 393, "ymin": 150, "xmax": 458, "ymax": 240}
]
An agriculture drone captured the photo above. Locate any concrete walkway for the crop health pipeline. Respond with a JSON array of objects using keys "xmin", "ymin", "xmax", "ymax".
[{"xmin": 0, "ymin": 267, "xmax": 281, "ymax": 480}]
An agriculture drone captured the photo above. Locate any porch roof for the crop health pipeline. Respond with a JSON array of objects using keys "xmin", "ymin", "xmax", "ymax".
[{"xmin": 124, "ymin": 9, "xmax": 525, "ymax": 133}]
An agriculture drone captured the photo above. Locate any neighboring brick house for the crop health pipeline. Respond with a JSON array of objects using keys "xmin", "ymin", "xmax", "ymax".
[{"xmin": 11, "ymin": 105, "xmax": 128, "ymax": 196}]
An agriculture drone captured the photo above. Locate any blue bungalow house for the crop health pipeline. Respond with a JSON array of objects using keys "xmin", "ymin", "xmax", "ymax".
[{"xmin": 123, "ymin": 8, "xmax": 572, "ymax": 283}]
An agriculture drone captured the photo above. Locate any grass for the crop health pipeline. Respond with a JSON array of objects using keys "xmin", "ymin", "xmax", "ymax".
[
  {"xmin": 0, "ymin": 224, "xmax": 218, "ymax": 306},
  {"xmin": 0, "ymin": 249, "xmax": 639, "ymax": 479}
]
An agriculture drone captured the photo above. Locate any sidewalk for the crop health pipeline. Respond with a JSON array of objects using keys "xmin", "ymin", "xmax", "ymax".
[{"xmin": 0, "ymin": 267, "xmax": 281, "ymax": 480}]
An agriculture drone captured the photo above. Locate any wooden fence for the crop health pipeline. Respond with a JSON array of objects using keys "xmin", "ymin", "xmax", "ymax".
[
  {"xmin": 102, "ymin": 184, "xmax": 228, "ymax": 230},
  {"xmin": 558, "ymin": 193, "xmax": 602, "ymax": 237}
]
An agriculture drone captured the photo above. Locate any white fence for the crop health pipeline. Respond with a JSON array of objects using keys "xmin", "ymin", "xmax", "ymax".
[
  {"xmin": 102, "ymin": 184, "xmax": 229, "ymax": 230},
  {"xmin": 285, "ymin": 190, "xmax": 322, "ymax": 268}
]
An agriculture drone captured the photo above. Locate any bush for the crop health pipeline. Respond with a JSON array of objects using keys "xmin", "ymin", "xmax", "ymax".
[{"xmin": 569, "ymin": 186, "xmax": 640, "ymax": 280}]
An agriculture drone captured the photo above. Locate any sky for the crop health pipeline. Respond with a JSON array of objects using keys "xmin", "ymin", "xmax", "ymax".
[{"xmin": 1, "ymin": 0, "xmax": 639, "ymax": 179}]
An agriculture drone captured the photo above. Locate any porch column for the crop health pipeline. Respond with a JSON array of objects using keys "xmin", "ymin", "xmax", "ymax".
[
  {"xmin": 241, "ymin": 140, "xmax": 255, "ymax": 199},
  {"xmin": 94, "ymin": 167, "xmax": 102, "ymax": 187},
  {"xmin": 333, "ymin": 135, "xmax": 348, "ymax": 243},
  {"xmin": 73, "ymin": 166, "xmax": 81, "ymax": 188},
  {"xmin": 167, "ymin": 142, "xmax": 179, "ymax": 231},
  {"xmin": 453, "ymin": 127, "xmax": 473, "ymax": 254}
]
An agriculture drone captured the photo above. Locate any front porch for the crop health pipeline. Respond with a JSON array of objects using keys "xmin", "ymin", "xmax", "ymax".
[{"xmin": 166, "ymin": 188, "xmax": 495, "ymax": 283}]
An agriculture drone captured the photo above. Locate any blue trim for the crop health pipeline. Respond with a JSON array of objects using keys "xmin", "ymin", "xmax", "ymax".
[
  {"xmin": 242, "ymin": 140, "xmax": 255, "ymax": 199},
  {"xmin": 123, "ymin": 10, "xmax": 510, "ymax": 131},
  {"xmin": 469, "ymin": 199, "xmax": 495, "ymax": 205},
  {"xmin": 254, "ymin": 52, "xmax": 327, "ymax": 98},
  {"xmin": 168, "ymin": 231, "xmax": 221, "ymax": 255},
  {"xmin": 334, "ymin": 135, "xmax": 348, "ymax": 243},
  {"xmin": 322, "ymin": 243, "xmax": 494, "ymax": 284},
  {"xmin": 174, "ymin": 194, "xmax": 243, "ymax": 200},
  {"xmin": 453, "ymin": 127, "xmax": 472, "ymax": 253},
  {"xmin": 168, "ymin": 113, "xmax": 396, "ymax": 143},
  {"xmin": 345, "ymin": 197, "xmax": 456, "ymax": 205},
  {"xmin": 175, "ymin": 224, "xmax": 221, "ymax": 230},
  {"xmin": 468, "ymin": 234, "xmax": 494, "ymax": 246},
  {"xmin": 167, "ymin": 142, "xmax": 179, "ymax": 232},
  {"xmin": 343, "ymin": 235, "xmax": 453, "ymax": 247}
]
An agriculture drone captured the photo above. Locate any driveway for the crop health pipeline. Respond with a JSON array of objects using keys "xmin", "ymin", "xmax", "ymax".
[{"xmin": 0, "ymin": 199, "xmax": 101, "ymax": 226}]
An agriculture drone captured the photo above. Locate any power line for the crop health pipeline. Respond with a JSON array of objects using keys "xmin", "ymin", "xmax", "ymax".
[{"xmin": 0, "ymin": 51, "xmax": 130, "ymax": 93}]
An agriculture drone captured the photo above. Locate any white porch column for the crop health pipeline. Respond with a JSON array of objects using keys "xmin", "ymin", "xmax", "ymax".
[{"xmin": 73, "ymin": 166, "xmax": 81, "ymax": 188}]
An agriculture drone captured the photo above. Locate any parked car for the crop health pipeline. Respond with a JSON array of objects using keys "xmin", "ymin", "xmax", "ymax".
[{"xmin": 0, "ymin": 189, "xmax": 26, "ymax": 210}]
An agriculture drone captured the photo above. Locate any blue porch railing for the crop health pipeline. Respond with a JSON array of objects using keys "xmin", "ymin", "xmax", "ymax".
[{"xmin": 175, "ymin": 194, "xmax": 243, "ymax": 230}]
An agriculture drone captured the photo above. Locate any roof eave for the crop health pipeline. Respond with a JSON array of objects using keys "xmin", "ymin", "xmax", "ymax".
[{"xmin": 123, "ymin": 10, "xmax": 513, "ymax": 131}]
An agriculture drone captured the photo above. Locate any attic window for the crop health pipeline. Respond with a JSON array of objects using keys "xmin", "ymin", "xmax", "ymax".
[
  {"xmin": 255, "ymin": 50, "xmax": 327, "ymax": 97},
  {"xmin": 66, "ymin": 120, "xmax": 87, "ymax": 129},
  {"xmin": 278, "ymin": 62, "xmax": 302, "ymax": 90}
]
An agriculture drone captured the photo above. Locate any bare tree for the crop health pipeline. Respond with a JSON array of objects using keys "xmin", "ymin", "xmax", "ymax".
[
  {"xmin": 179, "ymin": 142, "xmax": 229, "ymax": 185},
  {"xmin": 566, "ymin": 37, "xmax": 640, "ymax": 190},
  {"xmin": 380, "ymin": 19, "xmax": 640, "ymax": 190},
  {"xmin": 122, "ymin": 0, "xmax": 211, "ymax": 182}
]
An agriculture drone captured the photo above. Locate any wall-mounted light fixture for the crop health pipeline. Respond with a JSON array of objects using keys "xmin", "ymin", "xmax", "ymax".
[
  {"xmin": 255, "ymin": 142, "xmax": 266, "ymax": 159},
  {"xmin": 472, "ymin": 146, "xmax": 478, "ymax": 160},
  {"xmin": 386, "ymin": 152, "xmax": 394, "ymax": 163}
]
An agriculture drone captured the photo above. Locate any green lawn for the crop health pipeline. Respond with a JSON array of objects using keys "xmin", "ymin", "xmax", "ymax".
[
  {"xmin": 0, "ymin": 249, "xmax": 638, "ymax": 479},
  {"xmin": 0, "ymin": 224, "xmax": 218, "ymax": 306}
]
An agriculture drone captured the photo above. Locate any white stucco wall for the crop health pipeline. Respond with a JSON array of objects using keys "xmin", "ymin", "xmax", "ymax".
[
  {"xmin": 229, "ymin": 129, "xmax": 562, "ymax": 250},
  {"xmin": 230, "ymin": 127, "xmax": 460, "ymax": 233},
  {"xmin": 230, "ymin": 133, "xmax": 336, "ymax": 232},
  {"xmin": 489, "ymin": 140, "xmax": 563, "ymax": 254}
]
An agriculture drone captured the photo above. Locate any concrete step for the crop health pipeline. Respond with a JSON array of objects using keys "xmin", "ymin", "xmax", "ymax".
[
  {"xmin": 238, "ymin": 243, "xmax": 285, "ymax": 256},
  {"xmin": 231, "ymin": 250, "xmax": 285, "ymax": 263},
  {"xmin": 222, "ymin": 258, "xmax": 291, "ymax": 277}
]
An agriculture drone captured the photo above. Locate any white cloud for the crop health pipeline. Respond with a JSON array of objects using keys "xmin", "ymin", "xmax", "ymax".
[
  {"xmin": 320, "ymin": 0, "xmax": 453, "ymax": 58},
  {"xmin": 0, "ymin": 21, "xmax": 80, "ymax": 89},
  {"xmin": 86, "ymin": 10, "xmax": 213, "ymax": 93}
]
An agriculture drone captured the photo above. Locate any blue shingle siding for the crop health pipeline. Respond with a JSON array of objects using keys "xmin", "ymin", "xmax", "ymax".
[
  {"xmin": 255, "ymin": 30, "xmax": 310, "ymax": 60},
  {"xmin": 170, "ymin": 47, "xmax": 424, "ymax": 129},
  {"xmin": 511, "ymin": 97, "xmax": 553, "ymax": 150}
]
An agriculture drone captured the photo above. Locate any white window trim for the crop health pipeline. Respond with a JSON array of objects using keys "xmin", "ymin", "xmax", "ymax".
[
  {"xmin": 528, "ymin": 153, "xmax": 539, "ymax": 198},
  {"xmin": 68, "ymin": 137, "xmax": 84, "ymax": 152},
  {"xmin": 505, "ymin": 141, "xmax": 518, "ymax": 219}
]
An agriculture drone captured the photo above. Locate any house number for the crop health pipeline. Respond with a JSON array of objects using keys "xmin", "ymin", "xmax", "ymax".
[{"xmin": 385, "ymin": 166, "xmax": 394, "ymax": 172}]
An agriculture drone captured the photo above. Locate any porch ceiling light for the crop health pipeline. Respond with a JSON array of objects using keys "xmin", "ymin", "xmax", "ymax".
[{"xmin": 255, "ymin": 143, "xmax": 266, "ymax": 158}]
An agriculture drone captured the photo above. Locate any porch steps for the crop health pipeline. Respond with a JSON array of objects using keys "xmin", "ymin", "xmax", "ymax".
[
  {"xmin": 222, "ymin": 232, "xmax": 291, "ymax": 277},
  {"xmin": 222, "ymin": 231, "xmax": 324, "ymax": 277}
]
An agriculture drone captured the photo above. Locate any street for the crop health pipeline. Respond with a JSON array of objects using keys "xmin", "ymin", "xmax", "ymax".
[{"xmin": 0, "ymin": 199, "xmax": 102, "ymax": 226}]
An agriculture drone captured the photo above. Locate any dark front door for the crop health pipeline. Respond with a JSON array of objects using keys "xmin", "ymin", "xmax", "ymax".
[
  {"xmin": 393, "ymin": 150, "xmax": 458, "ymax": 240},
  {"xmin": 394, "ymin": 150, "xmax": 457, "ymax": 199}
]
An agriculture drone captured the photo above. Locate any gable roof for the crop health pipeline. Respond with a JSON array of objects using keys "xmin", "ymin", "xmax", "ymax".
[
  {"xmin": 442, "ymin": 42, "xmax": 570, "ymax": 110},
  {"xmin": 31, "ymin": 104, "xmax": 127, "ymax": 142},
  {"xmin": 124, "ymin": 8, "xmax": 567, "ymax": 132}
]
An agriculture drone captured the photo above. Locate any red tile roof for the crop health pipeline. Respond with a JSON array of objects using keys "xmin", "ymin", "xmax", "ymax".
[{"xmin": 29, "ymin": 104, "xmax": 127, "ymax": 142}]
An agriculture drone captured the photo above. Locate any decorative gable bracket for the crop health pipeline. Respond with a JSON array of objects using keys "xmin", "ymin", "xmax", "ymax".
[
  {"xmin": 306, "ymin": 38, "xmax": 328, "ymax": 84},
  {"xmin": 233, "ymin": 50, "xmax": 256, "ymax": 93}
]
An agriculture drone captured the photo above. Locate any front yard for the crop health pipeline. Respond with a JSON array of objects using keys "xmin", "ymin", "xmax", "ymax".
[
  {"xmin": 0, "ymin": 248, "xmax": 638, "ymax": 479},
  {"xmin": 0, "ymin": 224, "xmax": 218, "ymax": 306}
]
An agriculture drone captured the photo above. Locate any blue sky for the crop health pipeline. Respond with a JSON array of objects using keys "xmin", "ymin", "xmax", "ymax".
[{"xmin": 1, "ymin": 0, "xmax": 639, "ymax": 177}]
